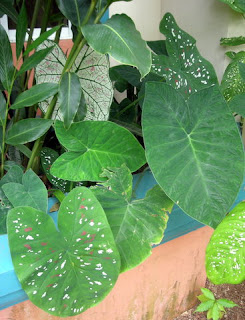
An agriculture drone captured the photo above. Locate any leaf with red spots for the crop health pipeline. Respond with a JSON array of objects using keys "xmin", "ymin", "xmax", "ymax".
[
  {"xmin": 92, "ymin": 165, "xmax": 173, "ymax": 272},
  {"xmin": 7, "ymin": 187, "xmax": 120, "ymax": 316},
  {"xmin": 151, "ymin": 13, "xmax": 218, "ymax": 97}
]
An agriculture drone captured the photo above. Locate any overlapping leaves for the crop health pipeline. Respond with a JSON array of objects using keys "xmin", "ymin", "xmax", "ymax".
[{"xmin": 92, "ymin": 165, "xmax": 173, "ymax": 272}]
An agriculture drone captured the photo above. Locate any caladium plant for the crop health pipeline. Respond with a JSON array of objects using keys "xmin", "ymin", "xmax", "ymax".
[{"xmin": 0, "ymin": 0, "xmax": 244, "ymax": 317}]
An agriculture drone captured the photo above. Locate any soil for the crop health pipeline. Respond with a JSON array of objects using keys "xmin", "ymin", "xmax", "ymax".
[{"xmin": 174, "ymin": 280, "xmax": 245, "ymax": 320}]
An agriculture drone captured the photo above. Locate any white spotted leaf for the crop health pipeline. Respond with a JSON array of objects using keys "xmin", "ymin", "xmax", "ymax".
[
  {"xmin": 151, "ymin": 13, "xmax": 218, "ymax": 98},
  {"xmin": 92, "ymin": 165, "xmax": 173, "ymax": 272},
  {"xmin": 35, "ymin": 41, "xmax": 113, "ymax": 121},
  {"xmin": 206, "ymin": 201, "xmax": 245, "ymax": 285},
  {"xmin": 7, "ymin": 187, "xmax": 120, "ymax": 317}
]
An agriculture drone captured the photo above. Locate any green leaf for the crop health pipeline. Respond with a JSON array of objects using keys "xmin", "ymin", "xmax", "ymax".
[
  {"xmin": 0, "ymin": 0, "xmax": 18, "ymax": 23},
  {"xmin": 195, "ymin": 300, "xmax": 215, "ymax": 312},
  {"xmin": 51, "ymin": 120, "xmax": 146, "ymax": 182},
  {"xmin": 197, "ymin": 294, "xmax": 210, "ymax": 303},
  {"xmin": 35, "ymin": 41, "xmax": 113, "ymax": 121},
  {"xmin": 16, "ymin": 2, "xmax": 28, "ymax": 59},
  {"xmin": 206, "ymin": 201, "xmax": 245, "ymax": 284},
  {"xmin": 0, "ymin": 91, "xmax": 6, "ymax": 126},
  {"xmin": 220, "ymin": 36, "xmax": 245, "ymax": 46},
  {"xmin": 11, "ymin": 83, "xmax": 59, "ymax": 109},
  {"xmin": 82, "ymin": 14, "xmax": 152, "ymax": 79},
  {"xmin": 238, "ymin": 62, "xmax": 245, "ymax": 81},
  {"xmin": 59, "ymin": 72, "xmax": 82, "ymax": 129},
  {"xmin": 229, "ymin": 92, "xmax": 245, "ymax": 117},
  {"xmin": 2, "ymin": 169, "xmax": 48, "ymax": 213},
  {"xmin": 56, "ymin": 0, "xmax": 92, "ymax": 28},
  {"xmin": 142, "ymin": 83, "xmax": 244, "ymax": 228},
  {"xmin": 151, "ymin": 13, "xmax": 218, "ymax": 98},
  {"xmin": 15, "ymin": 144, "xmax": 32, "ymax": 158},
  {"xmin": 6, "ymin": 118, "xmax": 53, "ymax": 145},
  {"xmin": 201, "ymin": 288, "xmax": 215, "ymax": 300},
  {"xmin": 212, "ymin": 303, "xmax": 223, "ymax": 320},
  {"xmin": 7, "ymin": 187, "xmax": 121, "ymax": 317},
  {"xmin": 92, "ymin": 165, "xmax": 172, "ymax": 272},
  {"xmin": 109, "ymin": 65, "xmax": 141, "ymax": 89},
  {"xmin": 147, "ymin": 40, "xmax": 168, "ymax": 55},
  {"xmin": 217, "ymin": 299, "xmax": 238, "ymax": 308},
  {"xmin": 221, "ymin": 51, "xmax": 245, "ymax": 102},
  {"xmin": 18, "ymin": 46, "xmax": 55, "ymax": 76},
  {"xmin": 24, "ymin": 25, "xmax": 62, "ymax": 57},
  {"xmin": 217, "ymin": 0, "xmax": 245, "ymax": 12},
  {"xmin": 0, "ymin": 24, "xmax": 14, "ymax": 91}
]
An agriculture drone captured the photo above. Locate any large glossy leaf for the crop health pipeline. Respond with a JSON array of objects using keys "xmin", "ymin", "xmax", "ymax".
[
  {"xmin": 151, "ymin": 13, "xmax": 218, "ymax": 98},
  {"xmin": 206, "ymin": 202, "xmax": 245, "ymax": 284},
  {"xmin": 229, "ymin": 93, "xmax": 245, "ymax": 117},
  {"xmin": 16, "ymin": 2, "xmax": 28, "ymax": 59},
  {"xmin": 92, "ymin": 165, "xmax": 173, "ymax": 272},
  {"xmin": 221, "ymin": 51, "xmax": 245, "ymax": 101},
  {"xmin": 0, "ymin": 24, "xmax": 14, "ymax": 91},
  {"xmin": 11, "ymin": 83, "xmax": 59, "ymax": 109},
  {"xmin": 2, "ymin": 169, "xmax": 48, "ymax": 213},
  {"xmin": 7, "ymin": 187, "xmax": 120, "ymax": 317},
  {"xmin": 6, "ymin": 118, "xmax": 53, "ymax": 145},
  {"xmin": 59, "ymin": 72, "xmax": 82, "ymax": 129},
  {"xmin": 51, "ymin": 120, "xmax": 146, "ymax": 182},
  {"xmin": 142, "ymin": 83, "xmax": 244, "ymax": 228},
  {"xmin": 35, "ymin": 41, "xmax": 113, "ymax": 121},
  {"xmin": 82, "ymin": 14, "xmax": 151, "ymax": 79}
]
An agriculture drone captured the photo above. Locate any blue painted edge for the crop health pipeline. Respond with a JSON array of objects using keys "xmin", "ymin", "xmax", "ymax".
[{"xmin": 1, "ymin": 170, "xmax": 245, "ymax": 310}]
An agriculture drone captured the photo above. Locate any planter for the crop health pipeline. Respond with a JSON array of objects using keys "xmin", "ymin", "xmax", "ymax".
[{"xmin": 0, "ymin": 171, "xmax": 244, "ymax": 319}]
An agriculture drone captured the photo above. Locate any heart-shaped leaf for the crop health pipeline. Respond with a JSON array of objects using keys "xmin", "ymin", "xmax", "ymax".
[
  {"xmin": 7, "ymin": 187, "xmax": 120, "ymax": 316},
  {"xmin": 51, "ymin": 120, "xmax": 146, "ymax": 181},
  {"xmin": 6, "ymin": 118, "xmax": 53, "ymax": 145},
  {"xmin": 92, "ymin": 165, "xmax": 173, "ymax": 272},
  {"xmin": 2, "ymin": 169, "xmax": 48, "ymax": 213},
  {"xmin": 35, "ymin": 41, "xmax": 113, "ymax": 121},
  {"xmin": 142, "ymin": 83, "xmax": 244, "ymax": 228},
  {"xmin": 151, "ymin": 13, "xmax": 218, "ymax": 98},
  {"xmin": 206, "ymin": 201, "xmax": 245, "ymax": 285},
  {"xmin": 82, "ymin": 14, "xmax": 151, "ymax": 79}
]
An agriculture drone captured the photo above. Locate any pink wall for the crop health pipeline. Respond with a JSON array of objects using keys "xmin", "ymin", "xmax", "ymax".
[{"xmin": 0, "ymin": 227, "xmax": 213, "ymax": 320}]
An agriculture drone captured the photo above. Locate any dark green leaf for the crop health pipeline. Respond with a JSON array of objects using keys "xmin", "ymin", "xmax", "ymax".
[
  {"xmin": 0, "ymin": 24, "xmax": 14, "ymax": 91},
  {"xmin": 238, "ymin": 62, "xmax": 245, "ymax": 81},
  {"xmin": 24, "ymin": 25, "xmax": 62, "ymax": 56},
  {"xmin": 6, "ymin": 118, "xmax": 53, "ymax": 145},
  {"xmin": 225, "ymin": 51, "xmax": 237, "ymax": 59},
  {"xmin": 7, "ymin": 187, "xmax": 121, "ymax": 316},
  {"xmin": 229, "ymin": 92, "xmax": 245, "ymax": 117},
  {"xmin": 110, "ymin": 98, "xmax": 136, "ymax": 123},
  {"xmin": 220, "ymin": 36, "xmax": 245, "ymax": 46},
  {"xmin": 16, "ymin": 2, "xmax": 28, "ymax": 59},
  {"xmin": 11, "ymin": 83, "xmax": 59, "ymax": 109},
  {"xmin": 217, "ymin": 299, "xmax": 238, "ymax": 308},
  {"xmin": 18, "ymin": 46, "xmax": 55, "ymax": 76},
  {"xmin": 82, "ymin": 14, "xmax": 152, "ymax": 79},
  {"xmin": 0, "ymin": 0, "xmax": 18, "ymax": 23},
  {"xmin": 0, "ymin": 91, "xmax": 6, "ymax": 126},
  {"xmin": 147, "ymin": 40, "xmax": 167, "ymax": 55},
  {"xmin": 206, "ymin": 202, "xmax": 245, "ymax": 284},
  {"xmin": 142, "ymin": 83, "xmax": 244, "ymax": 228},
  {"xmin": 217, "ymin": 0, "xmax": 245, "ymax": 12},
  {"xmin": 59, "ymin": 72, "xmax": 82, "ymax": 129},
  {"xmin": 109, "ymin": 65, "xmax": 141, "ymax": 88},
  {"xmin": 92, "ymin": 165, "xmax": 173, "ymax": 272},
  {"xmin": 2, "ymin": 169, "xmax": 48, "ymax": 212},
  {"xmin": 51, "ymin": 120, "xmax": 146, "ymax": 182}
]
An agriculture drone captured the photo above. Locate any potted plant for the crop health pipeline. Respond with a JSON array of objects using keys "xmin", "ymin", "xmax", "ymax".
[{"xmin": 0, "ymin": 0, "xmax": 244, "ymax": 317}]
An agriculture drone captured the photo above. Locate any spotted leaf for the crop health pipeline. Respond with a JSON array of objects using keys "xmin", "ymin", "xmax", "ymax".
[
  {"xmin": 92, "ymin": 165, "xmax": 173, "ymax": 272},
  {"xmin": 51, "ymin": 120, "xmax": 146, "ymax": 182},
  {"xmin": 218, "ymin": 0, "xmax": 245, "ymax": 13},
  {"xmin": 206, "ymin": 202, "xmax": 245, "ymax": 284},
  {"xmin": 151, "ymin": 13, "xmax": 218, "ymax": 98},
  {"xmin": 35, "ymin": 41, "xmax": 113, "ymax": 121},
  {"xmin": 7, "ymin": 187, "xmax": 120, "ymax": 317}
]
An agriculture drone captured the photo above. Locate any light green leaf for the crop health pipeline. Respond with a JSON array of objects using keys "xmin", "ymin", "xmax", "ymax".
[
  {"xmin": 15, "ymin": 144, "xmax": 32, "ymax": 158},
  {"xmin": 59, "ymin": 72, "xmax": 82, "ymax": 129},
  {"xmin": 6, "ymin": 118, "xmax": 53, "ymax": 145},
  {"xmin": 195, "ymin": 300, "xmax": 215, "ymax": 312},
  {"xmin": 11, "ymin": 83, "xmax": 59, "ymax": 109},
  {"xmin": 92, "ymin": 165, "xmax": 172, "ymax": 272},
  {"xmin": 142, "ymin": 83, "xmax": 244, "ymax": 228},
  {"xmin": 0, "ymin": 24, "xmax": 14, "ymax": 91},
  {"xmin": 151, "ymin": 13, "xmax": 218, "ymax": 98},
  {"xmin": 16, "ymin": 2, "xmax": 28, "ymax": 59},
  {"xmin": 206, "ymin": 202, "xmax": 245, "ymax": 284},
  {"xmin": 217, "ymin": 299, "xmax": 238, "ymax": 308},
  {"xmin": 18, "ymin": 46, "xmax": 55, "ymax": 76},
  {"xmin": 35, "ymin": 41, "xmax": 113, "ymax": 121},
  {"xmin": 82, "ymin": 14, "xmax": 152, "ymax": 79},
  {"xmin": 201, "ymin": 288, "xmax": 215, "ymax": 300},
  {"xmin": 2, "ymin": 169, "xmax": 48, "ymax": 213},
  {"xmin": 7, "ymin": 187, "xmax": 121, "ymax": 316},
  {"xmin": 51, "ymin": 120, "xmax": 146, "ymax": 182}
]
